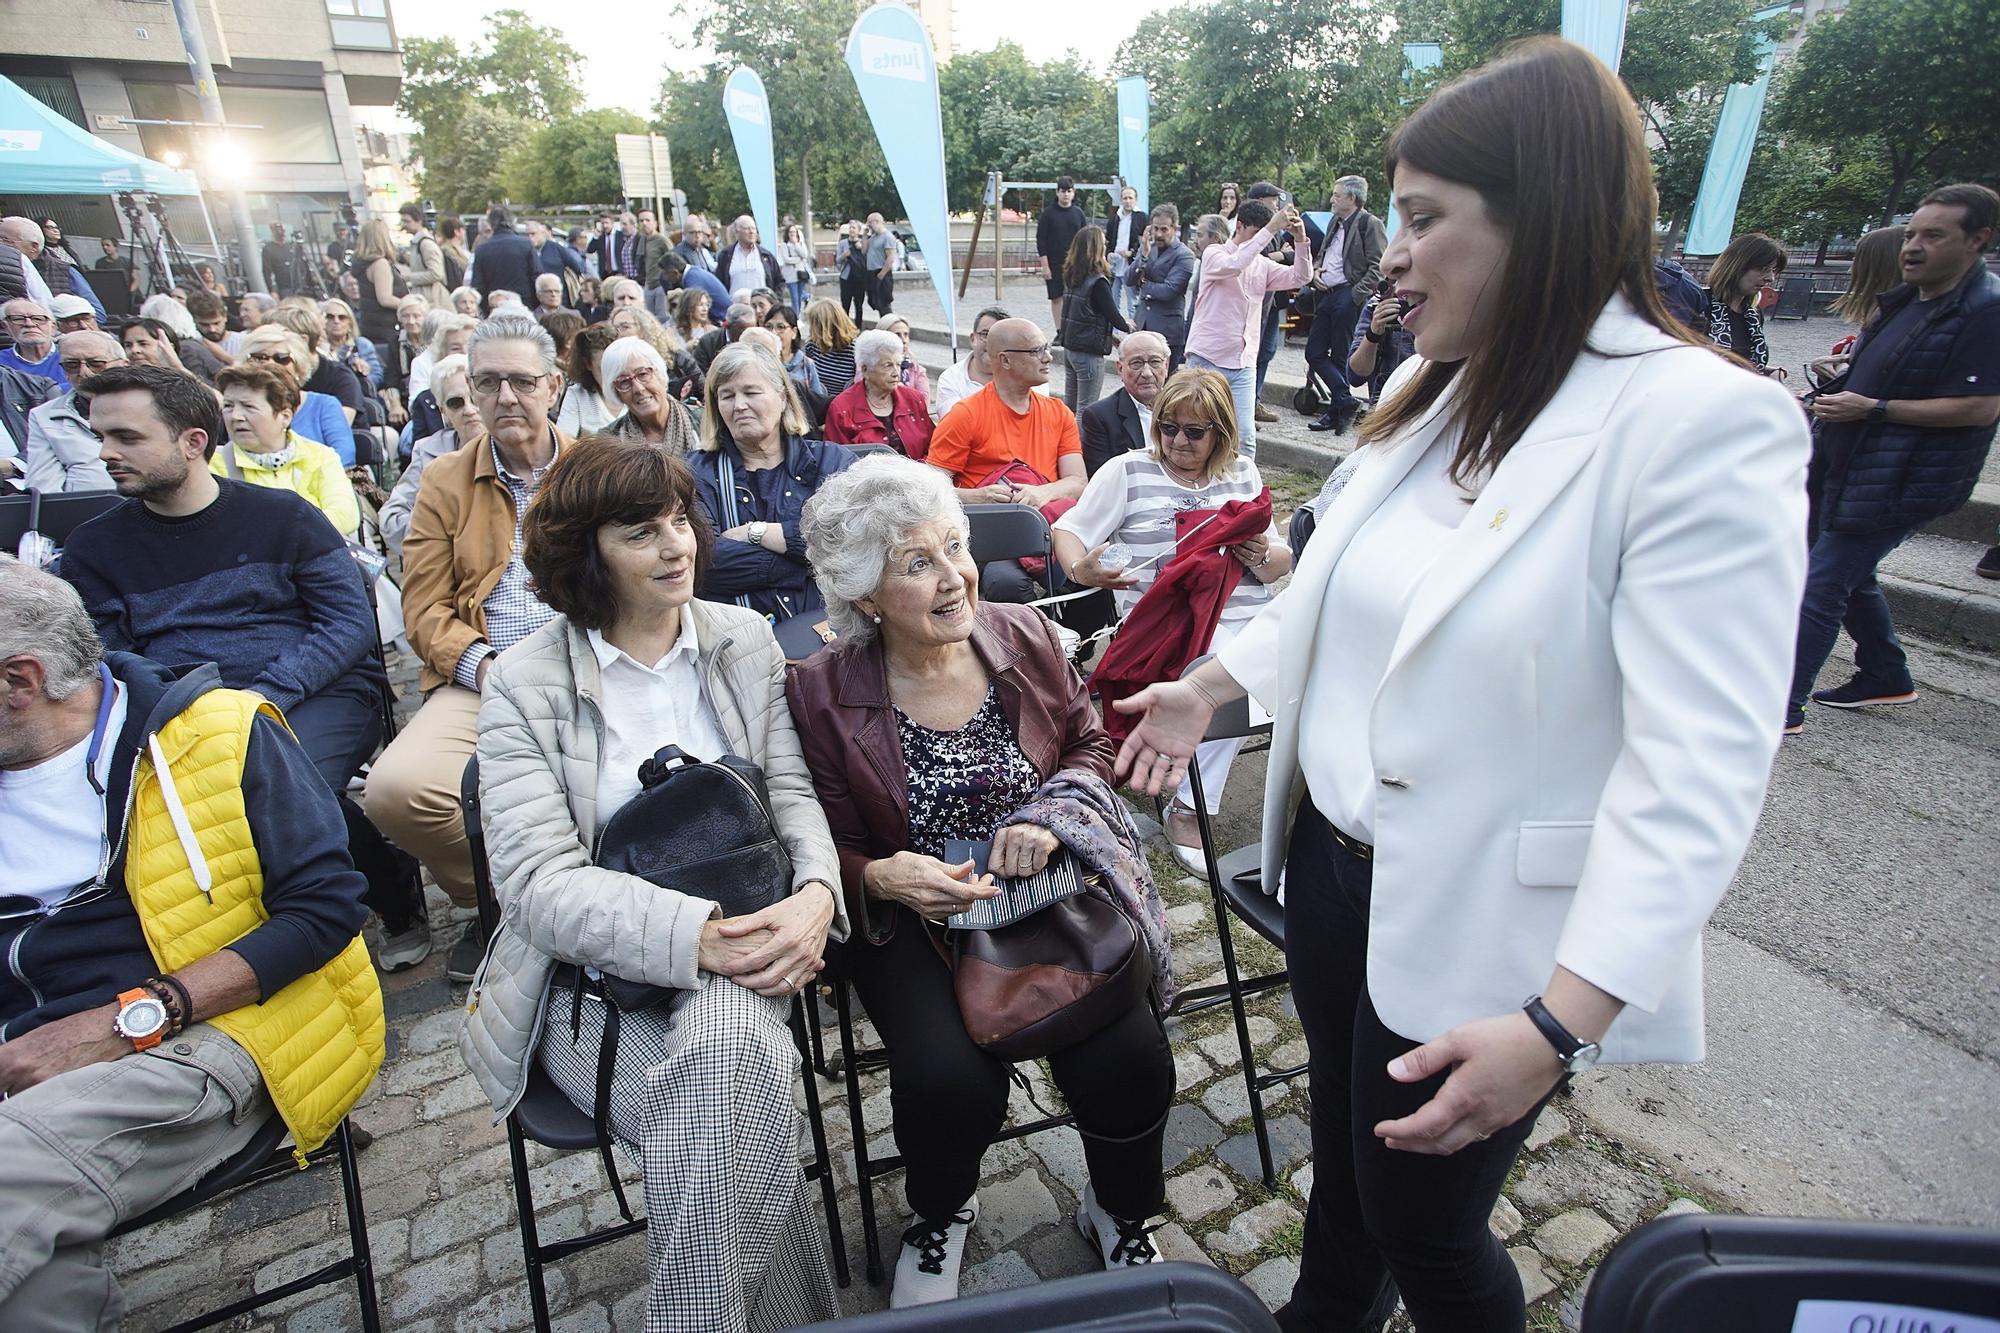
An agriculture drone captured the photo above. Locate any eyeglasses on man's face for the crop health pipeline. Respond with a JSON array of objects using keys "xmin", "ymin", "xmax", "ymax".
[
  {"xmin": 5, "ymin": 311, "xmax": 53, "ymax": 328},
  {"xmin": 60, "ymin": 355, "xmax": 119, "ymax": 376},
  {"xmin": 998, "ymin": 343, "xmax": 1052, "ymax": 361},
  {"xmin": 470, "ymin": 372, "xmax": 548, "ymax": 398}
]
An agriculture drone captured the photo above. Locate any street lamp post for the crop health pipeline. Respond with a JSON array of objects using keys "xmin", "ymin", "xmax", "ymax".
[{"xmin": 166, "ymin": 0, "xmax": 265, "ymax": 292}]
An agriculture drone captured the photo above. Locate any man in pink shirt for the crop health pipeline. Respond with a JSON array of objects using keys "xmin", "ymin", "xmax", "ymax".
[{"xmin": 1184, "ymin": 197, "xmax": 1311, "ymax": 458}]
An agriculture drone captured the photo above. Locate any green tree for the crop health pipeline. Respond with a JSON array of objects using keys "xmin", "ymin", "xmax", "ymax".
[
  {"xmin": 1771, "ymin": 0, "xmax": 2000, "ymax": 223},
  {"xmin": 396, "ymin": 11, "xmax": 585, "ymax": 208},
  {"xmin": 503, "ymin": 109, "xmax": 650, "ymax": 208},
  {"xmin": 422, "ymin": 104, "xmax": 537, "ymax": 214},
  {"xmin": 941, "ymin": 44, "xmax": 1116, "ymax": 211}
]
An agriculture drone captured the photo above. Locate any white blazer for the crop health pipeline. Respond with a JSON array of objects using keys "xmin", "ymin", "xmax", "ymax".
[{"xmin": 1218, "ymin": 296, "xmax": 1809, "ymax": 1064}]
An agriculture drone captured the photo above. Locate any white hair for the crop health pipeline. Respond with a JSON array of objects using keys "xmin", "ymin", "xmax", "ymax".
[
  {"xmin": 468, "ymin": 309, "xmax": 557, "ymax": 374},
  {"xmin": 1334, "ymin": 175, "xmax": 1369, "ymax": 205},
  {"xmin": 428, "ymin": 312, "xmax": 477, "ymax": 360},
  {"xmin": 851, "ymin": 328, "xmax": 903, "ymax": 375},
  {"xmin": 599, "ymin": 336, "xmax": 667, "ymax": 393},
  {"xmin": 139, "ymin": 294, "xmax": 198, "ymax": 340},
  {"xmin": 0, "ymin": 555, "xmax": 104, "ymax": 700},
  {"xmin": 431, "ymin": 352, "xmax": 470, "ymax": 389},
  {"xmin": 801, "ymin": 456, "xmax": 967, "ymax": 645}
]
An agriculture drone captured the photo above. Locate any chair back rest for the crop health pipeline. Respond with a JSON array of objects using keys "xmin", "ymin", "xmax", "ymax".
[
  {"xmin": 848, "ymin": 443, "xmax": 899, "ymax": 459},
  {"xmin": 1180, "ymin": 655, "xmax": 1273, "ymax": 743},
  {"xmin": 460, "ymin": 756, "xmax": 501, "ymax": 938},
  {"xmin": 0, "ymin": 492, "xmax": 30, "ymax": 550},
  {"xmin": 965, "ymin": 502, "xmax": 1052, "ymax": 567},
  {"xmin": 1581, "ymin": 1213, "xmax": 2000, "ymax": 1332},
  {"xmin": 29, "ymin": 490, "xmax": 126, "ymax": 544}
]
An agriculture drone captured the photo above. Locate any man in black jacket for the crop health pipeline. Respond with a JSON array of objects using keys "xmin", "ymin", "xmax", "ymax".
[
  {"xmin": 715, "ymin": 216, "xmax": 789, "ymax": 304},
  {"xmin": 1038, "ymin": 176, "xmax": 1089, "ymax": 331},
  {"xmin": 1301, "ymin": 176, "xmax": 1388, "ymax": 433},
  {"xmin": 470, "ymin": 206, "xmax": 539, "ymax": 309},
  {"xmin": 1788, "ymin": 184, "xmax": 2000, "ymax": 732},
  {"xmin": 1079, "ymin": 332, "xmax": 1169, "ymax": 476}
]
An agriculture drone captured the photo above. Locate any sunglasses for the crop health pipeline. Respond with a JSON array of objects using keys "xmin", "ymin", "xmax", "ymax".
[
  {"xmin": 1158, "ymin": 421, "xmax": 1215, "ymax": 441},
  {"xmin": 60, "ymin": 356, "xmax": 119, "ymax": 375},
  {"xmin": 443, "ymin": 395, "xmax": 468, "ymax": 411},
  {"xmin": 249, "ymin": 351, "xmax": 294, "ymax": 365}
]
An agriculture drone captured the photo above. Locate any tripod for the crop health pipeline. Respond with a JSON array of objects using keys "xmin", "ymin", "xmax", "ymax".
[
  {"xmin": 146, "ymin": 193, "xmax": 202, "ymax": 296},
  {"xmin": 118, "ymin": 192, "xmax": 171, "ymax": 299}
]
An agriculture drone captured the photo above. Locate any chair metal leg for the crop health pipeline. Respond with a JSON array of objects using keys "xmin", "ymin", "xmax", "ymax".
[
  {"xmin": 793, "ymin": 997, "xmax": 850, "ymax": 1288},
  {"xmin": 1190, "ymin": 764, "xmax": 1277, "ymax": 1188},
  {"xmin": 506, "ymin": 1114, "xmax": 557, "ymax": 1333},
  {"xmin": 335, "ymin": 1121, "xmax": 383, "ymax": 1333},
  {"xmin": 835, "ymin": 979, "xmax": 885, "ymax": 1285}
]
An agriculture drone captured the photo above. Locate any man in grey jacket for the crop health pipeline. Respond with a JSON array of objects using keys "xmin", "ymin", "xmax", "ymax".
[
  {"xmin": 1131, "ymin": 206, "xmax": 1195, "ymax": 373},
  {"xmin": 10, "ymin": 331, "xmax": 122, "ymax": 492},
  {"xmin": 1303, "ymin": 175, "xmax": 1388, "ymax": 433}
]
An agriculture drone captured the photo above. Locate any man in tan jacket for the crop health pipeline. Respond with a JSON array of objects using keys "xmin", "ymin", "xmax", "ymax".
[{"xmin": 364, "ymin": 310, "xmax": 573, "ymax": 980}]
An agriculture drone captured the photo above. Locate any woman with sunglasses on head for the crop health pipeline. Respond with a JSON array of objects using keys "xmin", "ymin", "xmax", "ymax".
[
  {"xmin": 380, "ymin": 353, "xmax": 482, "ymax": 556},
  {"xmin": 238, "ymin": 324, "xmax": 359, "ymax": 467},
  {"xmin": 1053, "ymin": 367, "xmax": 1287, "ymax": 871},
  {"xmin": 1114, "ymin": 39, "xmax": 1807, "ymax": 1332}
]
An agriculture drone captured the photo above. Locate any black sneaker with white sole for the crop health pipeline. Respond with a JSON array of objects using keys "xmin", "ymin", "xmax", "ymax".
[
  {"xmin": 445, "ymin": 922, "xmax": 487, "ymax": 983},
  {"xmin": 1811, "ymin": 676, "xmax": 1918, "ymax": 710}
]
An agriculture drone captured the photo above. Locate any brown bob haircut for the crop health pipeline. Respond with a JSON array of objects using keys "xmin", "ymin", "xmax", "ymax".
[
  {"xmin": 213, "ymin": 360, "xmax": 303, "ymax": 414},
  {"xmin": 521, "ymin": 434, "xmax": 714, "ymax": 631},
  {"xmin": 1360, "ymin": 37, "xmax": 1697, "ymax": 485},
  {"xmin": 1705, "ymin": 232, "xmax": 1787, "ymax": 304}
]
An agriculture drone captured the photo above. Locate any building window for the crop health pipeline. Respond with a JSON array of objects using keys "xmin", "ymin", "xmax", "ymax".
[
  {"xmin": 326, "ymin": 0, "xmax": 395, "ymax": 49},
  {"xmin": 127, "ymin": 83, "xmax": 341, "ymax": 166}
]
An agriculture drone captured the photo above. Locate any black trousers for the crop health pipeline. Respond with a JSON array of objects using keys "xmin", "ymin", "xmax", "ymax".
[
  {"xmin": 288, "ymin": 677, "xmax": 422, "ymax": 934},
  {"xmin": 840, "ymin": 272, "xmax": 867, "ymax": 323},
  {"xmin": 1278, "ymin": 801, "xmax": 1555, "ymax": 1333},
  {"xmin": 869, "ymin": 270, "xmax": 896, "ymax": 315},
  {"xmin": 1304, "ymin": 284, "xmax": 1360, "ymax": 414},
  {"xmin": 847, "ymin": 903, "xmax": 1175, "ymax": 1224}
]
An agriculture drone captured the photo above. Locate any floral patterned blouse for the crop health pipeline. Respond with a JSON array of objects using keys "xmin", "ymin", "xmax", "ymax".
[{"xmin": 895, "ymin": 684, "xmax": 1041, "ymax": 859}]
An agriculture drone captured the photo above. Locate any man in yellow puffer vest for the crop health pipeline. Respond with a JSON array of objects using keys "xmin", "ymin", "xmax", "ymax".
[{"xmin": 0, "ymin": 559, "xmax": 382, "ymax": 1332}]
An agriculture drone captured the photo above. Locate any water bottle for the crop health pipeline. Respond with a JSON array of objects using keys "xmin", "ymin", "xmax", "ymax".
[{"xmin": 1100, "ymin": 542, "xmax": 1133, "ymax": 574}]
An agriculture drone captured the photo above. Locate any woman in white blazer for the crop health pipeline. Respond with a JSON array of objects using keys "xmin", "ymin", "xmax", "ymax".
[{"xmin": 1115, "ymin": 39, "xmax": 1808, "ymax": 1333}]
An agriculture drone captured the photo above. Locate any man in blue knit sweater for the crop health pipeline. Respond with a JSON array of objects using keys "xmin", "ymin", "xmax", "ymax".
[{"xmin": 57, "ymin": 364, "xmax": 431, "ymax": 971}]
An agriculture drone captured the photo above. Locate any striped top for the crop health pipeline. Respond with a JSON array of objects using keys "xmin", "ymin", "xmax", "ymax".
[
  {"xmin": 1055, "ymin": 452, "xmax": 1276, "ymax": 630},
  {"xmin": 805, "ymin": 342, "xmax": 857, "ymax": 396}
]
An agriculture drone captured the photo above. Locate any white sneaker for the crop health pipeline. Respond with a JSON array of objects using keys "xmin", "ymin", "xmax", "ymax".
[
  {"xmin": 1076, "ymin": 1183, "xmax": 1161, "ymax": 1268},
  {"xmin": 890, "ymin": 1196, "xmax": 978, "ymax": 1308},
  {"xmin": 376, "ymin": 918, "xmax": 432, "ymax": 972}
]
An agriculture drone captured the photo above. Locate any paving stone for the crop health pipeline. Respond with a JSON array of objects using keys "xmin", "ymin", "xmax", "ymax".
[
  {"xmin": 421, "ymin": 1071, "xmax": 492, "ymax": 1122},
  {"xmin": 1511, "ymin": 1146, "xmax": 1667, "ymax": 1230},
  {"xmin": 1165, "ymin": 1164, "xmax": 1239, "ymax": 1223},
  {"xmin": 553, "ymin": 1304, "xmax": 613, "ymax": 1333},
  {"xmin": 1162, "ymin": 1103, "xmax": 1226, "ymax": 1172},
  {"xmin": 1029, "ymin": 1127, "xmax": 1090, "ymax": 1196},
  {"xmin": 1173, "ymin": 1045, "xmax": 1215, "ymax": 1091},
  {"xmin": 1489, "ymin": 1195, "xmax": 1525, "ymax": 1240},
  {"xmin": 1194, "ymin": 1019, "xmax": 1277, "ymax": 1070},
  {"xmin": 380, "ymin": 1045, "xmax": 470, "ymax": 1097},
  {"xmin": 222, "ymin": 1206, "xmax": 348, "ymax": 1274},
  {"xmin": 357, "ymin": 1121, "xmax": 447, "ymax": 1184},
  {"xmin": 407, "ymin": 1006, "xmax": 465, "ymax": 1055},
  {"xmin": 456, "ymin": 1273, "xmax": 571, "ymax": 1333},
  {"xmin": 1658, "ymin": 1197, "xmax": 1709, "ymax": 1219},
  {"xmin": 122, "ymin": 1248, "xmax": 224, "ymax": 1315},
  {"xmin": 975, "ymin": 1170, "xmax": 1060, "ymax": 1248},
  {"xmin": 1534, "ymin": 1208, "xmax": 1619, "ymax": 1268},
  {"xmin": 384, "ymin": 974, "xmax": 454, "ymax": 1022},
  {"xmin": 1510, "ymin": 1246, "xmax": 1557, "ymax": 1303},
  {"xmin": 410, "ymin": 1179, "xmax": 515, "ymax": 1260},
  {"xmin": 1525, "ymin": 1106, "xmax": 1571, "ymax": 1154},
  {"xmin": 390, "ymin": 1246, "xmax": 487, "ymax": 1320},
  {"xmin": 1269, "ymin": 1038, "xmax": 1310, "ymax": 1071},
  {"xmin": 439, "ymin": 1141, "xmax": 516, "ymax": 1196},
  {"xmin": 609, "ymin": 1286, "xmax": 647, "ymax": 1333},
  {"xmin": 1203, "ymin": 1075, "xmax": 1253, "ymax": 1125},
  {"xmin": 961, "ymin": 1248, "xmax": 1039, "ymax": 1295},
  {"xmin": 1215, "ymin": 1114, "xmax": 1312, "ymax": 1182},
  {"xmin": 1167, "ymin": 903, "xmax": 1210, "ymax": 935},
  {"xmin": 1151, "ymin": 1221, "xmax": 1216, "ymax": 1267},
  {"xmin": 105, "ymin": 1206, "xmax": 211, "ymax": 1272},
  {"xmin": 353, "ymin": 1092, "xmax": 421, "ymax": 1137},
  {"xmin": 1242, "ymin": 1255, "xmax": 1301, "ymax": 1309},
  {"xmin": 1560, "ymin": 1267, "xmax": 1597, "ymax": 1333},
  {"xmin": 218, "ymin": 1163, "xmax": 335, "ymax": 1230},
  {"xmin": 558, "ymin": 1228, "xmax": 649, "ymax": 1301},
  {"xmin": 1204, "ymin": 1199, "xmax": 1301, "ymax": 1258},
  {"xmin": 284, "ymin": 1291, "xmax": 360, "ymax": 1333},
  {"xmin": 1026, "ymin": 1224, "xmax": 1101, "ymax": 1279}
]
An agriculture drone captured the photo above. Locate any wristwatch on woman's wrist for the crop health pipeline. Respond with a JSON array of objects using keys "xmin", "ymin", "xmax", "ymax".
[
  {"xmin": 1522, "ymin": 995, "xmax": 1601, "ymax": 1074},
  {"xmin": 748, "ymin": 521, "xmax": 768, "ymax": 546}
]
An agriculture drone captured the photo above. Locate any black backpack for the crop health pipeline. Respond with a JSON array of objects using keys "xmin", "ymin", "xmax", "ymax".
[{"xmin": 436, "ymin": 237, "xmax": 465, "ymax": 290}]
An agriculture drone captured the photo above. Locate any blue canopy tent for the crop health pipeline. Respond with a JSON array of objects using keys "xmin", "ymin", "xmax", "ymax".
[{"xmin": 0, "ymin": 74, "xmax": 199, "ymax": 196}]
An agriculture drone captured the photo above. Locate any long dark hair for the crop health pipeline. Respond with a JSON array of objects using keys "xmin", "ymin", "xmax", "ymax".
[
  {"xmin": 1063, "ymin": 225, "xmax": 1110, "ymax": 290},
  {"xmin": 1706, "ymin": 233, "xmax": 1786, "ymax": 309},
  {"xmin": 1359, "ymin": 37, "xmax": 1696, "ymax": 486}
]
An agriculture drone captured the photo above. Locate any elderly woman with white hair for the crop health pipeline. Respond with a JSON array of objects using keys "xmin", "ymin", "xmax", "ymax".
[
  {"xmin": 874, "ymin": 313, "xmax": 930, "ymax": 398},
  {"xmin": 320, "ymin": 297, "xmax": 384, "ymax": 386},
  {"xmin": 785, "ymin": 457, "xmax": 1175, "ymax": 1307},
  {"xmin": 822, "ymin": 327, "xmax": 934, "ymax": 458},
  {"xmin": 449, "ymin": 285, "xmax": 482, "ymax": 319},
  {"xmin": 684, "ymin": 343, "xmax": 854, "ymax": 623},
  {"xmin": 602, "ymin": 336, "xmax": 698, "ymax": 453},
  {"xmin": 240, "ymin": 324, "xmax": 359, "ymax": 467},
  {"xmin": 380, "ymin": 352, "xmax": 481, "ymax": 554}
]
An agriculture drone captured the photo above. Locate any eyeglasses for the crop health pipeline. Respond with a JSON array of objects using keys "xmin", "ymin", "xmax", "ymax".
[
  {"xmin": 59, "ymin": 356, "xmax": 119, "ymax": 375},
  {"xmin": 1124, "ymin": 356, "xmax": 1169, "ymax": 371},
  {"xmin": 4, "ymin": 312, "xmax": 53, "ymax": 327},
  {"xmin": 470, "ymin": 371, "xmax": 548, "ymax": 397},
  {"xmin": 611, "ymin": 366, "xmax": 659, "ymax": 395},
  {"xmin": 249, "ymin": 351, "xmax": 294, "ymax": 365},
  {"xmin": 443, "ymin": 395, "xmax": 468, "ymax": 411},
  {"xmin": 1158, "ymin": 421, "xmax": 1215, "ymax": 441},
  {"xmin": 998, "ymin": 344, "xmax": 1052, "ymax": 361}
]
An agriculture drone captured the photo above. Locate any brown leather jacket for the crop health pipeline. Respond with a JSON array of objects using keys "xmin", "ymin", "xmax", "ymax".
[
  {"xmin": 401, "ymin": 427, "xmax": 577, "ymax": 692},
  {"xmin": 785, "ymin": 601, "xmax": 1112, "ymax": 943}
]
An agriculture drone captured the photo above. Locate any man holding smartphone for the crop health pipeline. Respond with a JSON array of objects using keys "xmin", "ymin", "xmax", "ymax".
[{"xmin": 1303, "ymin": 176, "xmax": 1387, "ymax": 433}]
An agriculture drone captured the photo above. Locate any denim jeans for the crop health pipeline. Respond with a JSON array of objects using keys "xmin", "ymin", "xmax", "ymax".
[
  {"xmin": 1066, "ymin": 350, "xmax": 1106, "ymax": 409},
  {"xmin": 1788, "ymin": 523, "xmax": 1919, "ymax": 721},
  {"xmin": 787, "ymin": 279, "xmax": 810, "ymax": 312},
  {"xmin": 1186, "ymin": 353, "xmax": 1259, "ymax": 460},
  {"xmin": 1277, "ymin": 802, "xmax": 1556, "ymax": 1333},
  {"xmin": 1304, "ymin": 284, "xmax": 1360, "ymax": 414}
]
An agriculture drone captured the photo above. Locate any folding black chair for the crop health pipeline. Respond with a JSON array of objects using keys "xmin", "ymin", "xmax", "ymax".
[
  {"xmin": 24, "ymin": 489, "xmax": 126, "ymax": 544},
  {"xmin": 795, "ymin": 1262, "xmax": 1280, "ymax": 1332},
  {"xmin": 964, "ymin": 502, "xmax": 1053, "ymax": 575},
  {"xmin": 1581, "ymin": 1211, "xmax": 2000, "ymax": 1330},
  {"xmin": 461, "ymin": 758, "xmax": 848, "ymax": 1331},
  {"xmin": 846, "ymin": 442, "xmax": 901, "ymax": 459},
  {"xmin": 358, "ymin": 574, "xmax": 399, "ymax": 743},
  {"xmin": 1166, "ymin": 657, "xmax": 1302, "ymax": 1188},
  {"xmin": 110, "ymin": 1116, "xmax": 380, "ymax": 1332},
  {"xmin": 0, "ymin": 491, "xmax": 31, "ymax": 550}
]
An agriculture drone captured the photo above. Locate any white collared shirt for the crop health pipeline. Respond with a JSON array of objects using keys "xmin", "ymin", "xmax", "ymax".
[
  {"xmin": 1318, "ymin": 212, "xmax": 1350, "ymax": 288},
  {"xmin": 586, "ymin": 620, "xmax": 727, "ymax": 819}
]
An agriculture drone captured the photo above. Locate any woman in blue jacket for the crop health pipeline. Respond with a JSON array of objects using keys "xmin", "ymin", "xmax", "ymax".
[{"xmin": 686, "ymin": 343, "xmax": 856, "ymax": 625}]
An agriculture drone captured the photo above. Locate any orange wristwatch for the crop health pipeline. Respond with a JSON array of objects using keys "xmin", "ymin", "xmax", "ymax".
[{"xmin": 113, "ymin": 986, "xmax": 171, "ymax": 1051}]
